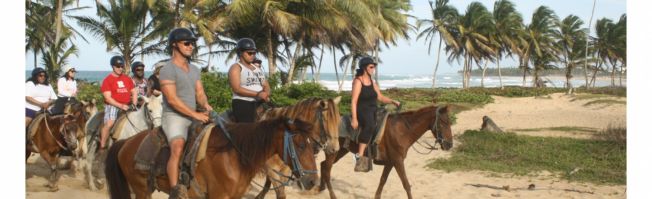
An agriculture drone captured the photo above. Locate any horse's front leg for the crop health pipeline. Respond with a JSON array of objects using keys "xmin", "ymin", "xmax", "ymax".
[
  {"xmin": 394, "ymin": 160, "xmax": 413, "ymax": 199},
  {"xmin": 85, "ymin": 138, "xmax": 99, "ymax": 190},
  {"xmin": 254, "ymin": 177, "xmax": 272, "ymax": 199},
  {"xmin": 40, "ymin": 151, "xmax": 60, "ymax": 192},
  {"xmin": 374, "ymin": 165, "xmax": 394, "ymax": 199},
  {"xmin": 320, "ymin": 148, "xmax": 349, "ymax": 199}
]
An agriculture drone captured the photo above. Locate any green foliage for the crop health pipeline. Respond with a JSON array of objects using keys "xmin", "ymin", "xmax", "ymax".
[
  {"xmin": 429, "ymin": 130, "xmax": 626, "ymax": 184},
  {"xmin": 464, "ymin": 86, "xmax": 567, "ymax": 97},
  {"xmin": 436, "ymin": 90, "xmax": 494, "ymax": 105},
  {"xmin": 201, "ymin": 72, "xmax": 232, "ymax": 113},
  {"xmin": 577, "ymin": 87, "xmax": 627, "ymax": 97},
  {"xmin": 271, "ymin": 82, "xmax": 340, "ymax": 107},
  {"xmin": 76, "ymin": 80, "xmax": 104, "ymax": 110}
]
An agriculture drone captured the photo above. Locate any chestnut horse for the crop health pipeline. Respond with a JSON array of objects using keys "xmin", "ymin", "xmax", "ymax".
[
  {"xmin": 105, "ymin": 117, "xmax": 320, "ymax": 199},
  {"xmin": 26, "ymin": 101, "xmax": 90, "ymax": 191},
  {"xmin": 319, "ymin": 105, "xmax": 454, "ymax": 199},
  {"xmin": 254, "ymin": 97, "xmax": 342, "ymax": 198}
]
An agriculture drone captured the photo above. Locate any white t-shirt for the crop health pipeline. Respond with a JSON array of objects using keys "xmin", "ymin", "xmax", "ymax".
[
  {"xmin": 232, "ymin": 62, "xmax": 265, "ymax": 102},
  {"xmin": 57, "ymin": 77, "xmax": 77, "ymax": 97},
  {"xmin": 26, "ymin": 81, "xmax": 57, "ymax": 111}
]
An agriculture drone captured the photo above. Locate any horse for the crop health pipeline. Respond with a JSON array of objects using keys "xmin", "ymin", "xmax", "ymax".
[
  {"xmin": 105, "ymin": 117, "xmax": 320, "ymax": 199},
  {"xmin": 26, "ymin": 101, "xmax": 90, "ymax": 191},
  {"xmin": 319, "ymin": 105, "xmax": 454, "ymax": 199},
  {"xmin": 254, "ymin": 97, "xmax": 342, "ymax": 199},
  {"xmin": 84, "ymin": 94, "xmax": 163, "ymax": 190}
]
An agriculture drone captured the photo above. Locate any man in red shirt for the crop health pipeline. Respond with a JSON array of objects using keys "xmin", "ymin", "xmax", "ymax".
[{"xmin": 99, "ymin": 56, "xmax": 137, "ymax": 152}]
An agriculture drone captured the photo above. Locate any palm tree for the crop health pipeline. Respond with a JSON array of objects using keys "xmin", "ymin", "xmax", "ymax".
[
  {"xmin": 41, "ymin": 37, "xmax": 78, "ymax": 82},
  {"xmin": 584, "ymin": 0, "xmax": 598, "ymax": 87},
  {"xmin": 417, "ymin": 0, "xmax": 459, "ymax": 88},
  {"xmin": 492, "ymin": 0, "xmax": 523, "ymax": 89},
  {"xmin": 615, "ymin": 14, "xmax": 626, "ymax": 86},
  {"xmin": 592, "ymin": 18, "xmax": 618, "ymax": 87},
  {"xmin": 553, "ymin": 15, "xmax": 586, "ymax": 89},
  {"xmin": 523, "ymin": 6, "xmax": 558, "ymax": 87},
  {"xmin": 75, "ymin": 0, "xmax": 165, "ymax": 74},
  {"xmin": 454, "ymin": 2, "xmax": 495, "ymax": 88}
]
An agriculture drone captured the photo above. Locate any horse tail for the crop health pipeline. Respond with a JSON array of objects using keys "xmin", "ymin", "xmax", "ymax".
[{"xmin": 105, "ymin": 139, "xmax": 131, "ymax": 199}]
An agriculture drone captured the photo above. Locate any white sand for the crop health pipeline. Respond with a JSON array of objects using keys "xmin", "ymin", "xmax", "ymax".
[{"xmin": 26, "ymin": 93, "xmax": 626, "ymax": 198}]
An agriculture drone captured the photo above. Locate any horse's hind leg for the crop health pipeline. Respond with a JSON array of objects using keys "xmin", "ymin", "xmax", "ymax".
[
  {"xmin": 374, "ymin": 165, "xmax": 393, "ymax": 199},
  {"xmin": 40, "ymin": 152, "xmax": 60, "ymax": 191}
]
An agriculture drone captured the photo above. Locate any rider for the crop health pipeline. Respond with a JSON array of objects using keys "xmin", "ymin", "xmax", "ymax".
[
  {"xmin": 99, "ymin": 56, "xmax": 138, "ymax": 152},
  {"xmin": 351, "ymin": 56, "xmax": 400, "ymax": 172},
  {"xmin": 131, "ymin": 61, "xmax": 148, "ymax": 103},
  {"xmin": 227, "ymin": 38, "xmax": 271, "ymax": 122},
  {"xmin": 51, "ymin": 65, "xmax": 78, "ymax": 115},
  {"xmin": 25, "ymin": 67, "xmax": 57, "ymax": 127},
  {"xmin": 147, "ymin": 61, "xmax": 165, "ymax": 97},
  {"xmin": 160, "ymin": 27, "xmax": 212, "ymax": 198}
]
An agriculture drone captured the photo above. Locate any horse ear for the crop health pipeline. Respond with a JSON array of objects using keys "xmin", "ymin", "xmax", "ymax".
[
  {"xmin": 333, "ymin": 96, "xmax": 342, "ymax": 105},
  {"xmin": 439, "ymin": 105, "xmax": 449, "ymax": 114},
  {"xmin": 80, "ymin": 100, "xmax": 88, "ymax": 106},
  {"xmin": 141, "ymin": 95, "xmax": 150, "ymax": 104},
  {"xmin": 91, "ymin": 98, "xmax": 97, "ymax": 105},
  {"xmin": 319, "ymin": 99, "xmax": 327, "ymax": 109}
]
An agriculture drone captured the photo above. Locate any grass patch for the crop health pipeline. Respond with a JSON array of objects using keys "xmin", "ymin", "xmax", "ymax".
[
  {"xmin": 512, "ymin": 126, "xmax": 598, "ymax": 133},
  {"xmin": 429, "ymin": 130, "xmax": 626, "ymax": 184},
  {"xmin": 570, "ymin": 94, "xmax": 613, "ymax": 102},
  {"xmin": 583, "ymin": 99, "xmax": 626, "ymax": 107}
]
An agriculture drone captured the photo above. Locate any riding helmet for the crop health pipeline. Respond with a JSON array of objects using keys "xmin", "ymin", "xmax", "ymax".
[
  {"xmin": 236, "ymin": 38, "xmax": 256, "ymax": 52},
  {"xmin": 358, "ymin": 56, "xmax": 377, "ymax": 69},
  {"xmin": 131, "ymin": 61, "xmax": 145, "ymax": 74},
  {"xmin": 110, "ymin": 56, "xmax": 126, "ymax": 67},
  {"xmin": 168, "ymin": 27, "xmax": 197, "ymax": 49}
]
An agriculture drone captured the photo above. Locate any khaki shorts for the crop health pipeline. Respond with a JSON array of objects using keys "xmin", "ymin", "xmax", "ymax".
[{"xmin": 162, "ymin": 111, "xmax": 192, "ymax": 142}]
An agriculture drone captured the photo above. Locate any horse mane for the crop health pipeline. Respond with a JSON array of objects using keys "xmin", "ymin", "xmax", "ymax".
[
  {"xmin": 390, "ymin": 105, "xmax": 449, "ymax": 126},
  {"xmin": 217, "ymin": 117, "xmax": 312, "ymax": 178},
  {"xmin": 262, "ymin": 98, "xmax": 340, "ymax": 138}
]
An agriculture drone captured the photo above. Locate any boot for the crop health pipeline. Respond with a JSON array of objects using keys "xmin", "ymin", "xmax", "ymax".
[
  {"xmin": 169, "ymin": 184, "xmax": 189, "ymax": 199},
  {"xmin": 354, "ymin": 156, "xmax": 370, "ymax": 172}
]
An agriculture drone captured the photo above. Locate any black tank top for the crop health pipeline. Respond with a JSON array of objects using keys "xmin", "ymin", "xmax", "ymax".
[{"xmin": 357, "ymin": 79, "xmax": 377, "ymax": 109}]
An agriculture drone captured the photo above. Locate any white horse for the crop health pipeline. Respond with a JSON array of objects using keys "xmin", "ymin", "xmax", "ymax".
[{"xmin": 84, "ymin": 95, "xmax": 163, "ymax": 190}]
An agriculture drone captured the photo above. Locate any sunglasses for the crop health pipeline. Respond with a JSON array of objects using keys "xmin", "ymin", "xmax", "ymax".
[
  {"xmin": 368, "ymin": 66, "xmax": 376, "ymax": 69},
  {"xmin": 38, "ymin": 74, "xmax": 46, "ymax": 77},
  {"xmin": 69, "ymin": 70, "xmax": 76, "ymax": 73},
  {"xmin": 182, "ymin": 41, "xmax": 196, "ymax": 47},
  {"xmin": 114, "ymin": 65, "xmax": 125, "ymax": 68},
  {"xmin": 136, "ymin": 69, "xmax": 144, "ymax": 72},
  {"xmin": 245, "ymin": 51, "xmax": 257, "ymax": 56}
]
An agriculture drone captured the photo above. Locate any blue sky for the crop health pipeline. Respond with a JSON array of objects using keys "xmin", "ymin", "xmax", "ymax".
[{"xmin": 25, "ymin": 0, "xmax": 626, "ymax": 74}]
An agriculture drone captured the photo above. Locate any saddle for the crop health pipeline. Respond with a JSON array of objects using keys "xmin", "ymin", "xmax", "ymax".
[
  {"xmin": 339, "ymin": 108, "xmax": 390, "ymax": 162},
  {"xmin": 132, "ymin": 115, "xmax": 221, "ymax": 195}
]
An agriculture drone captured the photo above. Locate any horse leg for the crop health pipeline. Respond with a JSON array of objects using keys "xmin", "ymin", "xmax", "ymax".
[
  {"xmin": 40, "ymin": 152, "xmax": 60, "ymax": 191},
  {"xmin": 374, "ymin": 165, "xmax": 394, "ymax": 199},
  {"xmin": 254, "ymin": 177, "xmax": 272, "ymax": 199},
  {"xmin": 319, "ymin": 148, "xmax": 349, "ymax": 199},
  {"xmin": 394, "ymin": 161, "xmax": 413, "ymax": 199},
  {"xmin": 86, "ymin": 138, "xmax": 99, "ymax": 190}
]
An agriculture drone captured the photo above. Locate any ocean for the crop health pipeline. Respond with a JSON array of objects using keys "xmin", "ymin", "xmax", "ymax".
[{"xmin": 26, "ymin": 70, "xmax": 622, "ymax": 91}]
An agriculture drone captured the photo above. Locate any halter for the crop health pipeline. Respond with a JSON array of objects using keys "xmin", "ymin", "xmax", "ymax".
[
  {"xmin": 42, "ymin": 112, "xmax": 76, "ymax": 152},
  {"xmin": 313, "ymin": 107, "xmax": 331, "ymax": 150},
  {"xmin": 412, "ymin": 106, "xmax": 445, "ymax": 154}
]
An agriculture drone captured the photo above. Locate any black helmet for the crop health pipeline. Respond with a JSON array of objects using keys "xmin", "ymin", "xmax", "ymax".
[
  {"xmin": 110, "ymin": 56, "xmax": 126, "ymax": 67},
  {"xmin": 131, "ymin": 61, "xmax": 145, "ymax": 73},
  {"xmin": 236, "ymin": 38, "xmax": 256, "ymax": 52},
  {"xmin": 31, "ymin": 67, "xmax": 46, "ymax": 77},
  {"xmin": 168, "ymin": 27, "xmax": 197, "ymax": 48},
  {"xmin": 358, "ymin": 56, "xmax": 377, "ymax": 69}
]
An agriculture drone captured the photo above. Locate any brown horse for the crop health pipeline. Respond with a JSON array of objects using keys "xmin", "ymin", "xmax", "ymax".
[
  {"xmin": 254, "ymin": 97, "xmax": 342, "ymax": 198},
  {"xmin": 105, "ymin": 117, "xmax": 320, "ymax": 199},
  {"xmin": 26, "ymin": 101, "xmax": 89, "ymax": 191},
  {"xmin": 319, "ymin": 105, "xmax": 454, "ymax": 199}
]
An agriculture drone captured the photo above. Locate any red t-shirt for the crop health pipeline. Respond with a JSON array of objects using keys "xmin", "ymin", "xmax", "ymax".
[{"xmin": 100, "ymin": 73, "xmax": 135, "ymax": 104}]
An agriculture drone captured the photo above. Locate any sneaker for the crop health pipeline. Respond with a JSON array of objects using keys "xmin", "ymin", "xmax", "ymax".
[{"xmin": 169, "ymin": 184, "xmax": 189, "ymax": 199}]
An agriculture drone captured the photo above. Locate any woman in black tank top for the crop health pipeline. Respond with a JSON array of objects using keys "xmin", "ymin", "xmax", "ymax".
[{"xmin": 351, "ymin": 57, "xmax": 400, "ymax": 172}]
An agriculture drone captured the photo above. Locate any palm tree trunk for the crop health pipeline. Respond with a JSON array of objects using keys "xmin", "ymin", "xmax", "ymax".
[
  {"xmin": 333, "ymin": 46, "xmax": 341, "ymax": 93},
  {"xmin": 286, "ymin": 35, "xmax": 304, "ymax": 86},
  {"xmin": 462, "ymin": 55, "xmax": 468, "ymax": 88},
  {"xmin": 267, "ymin": 30, "xmax": 276, "ymax": 77},
  {"xmin": 337, "ymin": 56, "xmax": 351, "ymax": 92},
  {"xmin": 619, "ymin": 64, "xmax": 625, "ymax": 86},
  {"xmin": 497, "ymin": 56, "xmax": 504, "ymax": 89},
  {"xmin": 566, "ymin": 63, "xmax": 573, "ymax": 89},
  {"xmin": 315, "ymin": 46, "xmax": 324, "ymax": 82},
  {"xmin": 432, "ymin": 36, "xmax": 443, "ymax": 89},
  {"xmin": 373, "ymin": 44, "xmax": 380, "ymax": 86},
  {"xmin": 34, "ymin": 53, "xmax": 37, "ymax": 69},
  {"xmin": 584, "ymin": 0, "xmax": 597, "ymax": 87},
  {"xmin": 611, "ymin": 62, "xmax": 616, "ymax": 87},
  {"xmin": 55, "ymin": 0, "xmax": 63, "ymax": 44},
  {"xmin": 478, "ymin": 61, "xmax": 489, "ymax": 88}
]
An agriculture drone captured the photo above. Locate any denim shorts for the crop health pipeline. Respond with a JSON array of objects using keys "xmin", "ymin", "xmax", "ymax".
[
  {"xmin": 25, "ymin": 108, "xmax": 37, "ymax": 118},
  {"xmin": 162, "ymin": 111, "xmax": 193, "ymax": 142}
]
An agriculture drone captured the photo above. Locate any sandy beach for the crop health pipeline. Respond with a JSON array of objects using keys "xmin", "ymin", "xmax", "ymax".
[{"xmin": 26, "ymin": 93, "xmax": 627, "ymax": 199}]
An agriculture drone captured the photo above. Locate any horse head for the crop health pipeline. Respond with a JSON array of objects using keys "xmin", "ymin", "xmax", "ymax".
[
  {"xmin": 316, "ymin": 96, "xmax": 342, "ymax": 154},
  {"xmin": 60, "ymin": 114, "xmax": 84, "ymax": 151},
  {"xmin": 140, "ymin": 95, "xmax": 163, "ymax": 127},
  {"xmin": 80, "ymin": 99, "xmax": 98, "ymax": 118},
  {"xmin": 431, "ymin": 105, "xmax": 453, "ymax": 150},
  {"xmin": 281, "ymin": 118, "xmax": 319, "ymax": 190}
]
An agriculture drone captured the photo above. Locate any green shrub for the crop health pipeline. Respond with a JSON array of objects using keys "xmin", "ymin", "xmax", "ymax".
[
  {"xmin": 76, "ymin": 80, "xmax": 104, "ymax": 109},
  {"xmin": 436, "ymin": 90, "xmax": 494, "ymax": 105},
  {"xmin": 201, "ymin": 72, "xmax": 232, "ymax": 112}
]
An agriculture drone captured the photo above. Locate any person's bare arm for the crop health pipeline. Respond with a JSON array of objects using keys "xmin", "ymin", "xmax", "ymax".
[
  {"xmin": 373, "ymin": 82, "xmax": 399, "ymax": 106},
  {"xmin": 351, "ymin": 79, "xmax": 362, "ymax": 129},
  {"xmin": 195, "ymin": 80, "xmax": 213, "ymax": 111},
  {"xmin": 160, "ymin": 80, "xmax": 203, "ymax": 121},
  {"xmin": 102, "ymin": 91, "xmax": 128, "ymax": 110},
  {"xmin": 130, "ymin": 87, "xmax": 138, "ymax": 106}
]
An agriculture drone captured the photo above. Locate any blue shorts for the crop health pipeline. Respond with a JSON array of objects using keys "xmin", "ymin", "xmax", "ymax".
[{"xmin": 25, "ymin": 108, "xmax": 37, "ymax": 118}]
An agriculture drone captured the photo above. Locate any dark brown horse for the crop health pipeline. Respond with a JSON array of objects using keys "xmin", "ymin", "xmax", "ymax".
[
  {"xmin": 319, "ymin": 105, "xmax": 454, "ymax": 199},
  {"xmin": 105, "ymin": 117, "xmax": 320, "ymax": 199},
  {"xmin": 26, "ymin": 101, "xmax": 89, "ymax": 191}
]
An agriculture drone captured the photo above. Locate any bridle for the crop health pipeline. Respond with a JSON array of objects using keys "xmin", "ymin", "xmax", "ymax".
[
  {"xmin": 312, "ymin": 107, "xmax": 331, "ymax": 150},
  {"xmin": 412, "ymin": 106, "xmax": 448, "ymax": 154}
]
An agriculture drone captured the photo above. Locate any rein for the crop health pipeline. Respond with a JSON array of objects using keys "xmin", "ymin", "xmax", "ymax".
[
  {"xmin": 411, "ymin": 106, "xmax": 443, "ymax": 154},
  {"xmin": 313, "ymin": 108, "xmax": 330, "ymax": 149},
  {"xmin": 42, "ymin": 113, "xmax": 72, "ymax": 151}
]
